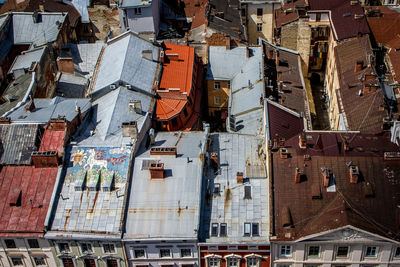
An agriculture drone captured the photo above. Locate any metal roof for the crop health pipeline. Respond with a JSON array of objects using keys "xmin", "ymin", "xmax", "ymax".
[
  {"xmin": 120, "ymin": 0, "xmax": 152, "ymax": 8},
  {"xmin": 206, "ymin": 46, "xmax": 249, "ymax": 80},
  {"xmin": 0, "ymin": 124, "xmax": 39, "ymax": 165},
  {"xmin": 7, "ymin": 97, "xmax": 91, "ymax": 123},
  {"xmin": 68, "ymin": 42, "xmax": 104, "ymax": 79},
  {"xmin": 49, "ymin": 145, "xmax": 132, "ymax": 237},
  {"xmin": 75, "ymin": 86, "xmax": 154, "ymax": 147},
  {"xmin": 91, "ymin": 32, "xmax": 160, "ymax": 98},
  {"xmin": 199, "ymin": 133, "xmax": 269, "ymax": 243},
  {"xmin": 0, "ymin": 73, "xmax": 33, "ymax": 117},
  {"xmin": 8, "ymin": 46, "xmax": 45, "ymax": 75},
  {"xmin": 11, "ymin": 12, "xmax": 67, "ymax": 46},
  {"xmin": 67, "ymin": 0, "xmax": 90, "ymax": 23},
  {"xmin": 124, "ymin": 130, "xmax": 208, "ymax": 239}
]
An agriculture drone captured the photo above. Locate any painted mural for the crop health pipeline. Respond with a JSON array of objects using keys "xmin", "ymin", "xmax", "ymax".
[{"xmin": 65, "ymin": 146, "xmax": 132, "ymax": 188}]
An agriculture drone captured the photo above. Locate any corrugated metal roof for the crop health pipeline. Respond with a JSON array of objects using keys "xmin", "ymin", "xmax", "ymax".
[
  {"xmin": 0, "ymin": 124, "xmax": 39, "ymax": 165},
  {"xmin": 200, "ymin": 133, "xmax": 269, "ymax": 242},
  {"xmin": 75, "ymin": 86, "xmax": 153, "ymax": 147},
  {"xmin": 12, "ymin": 12, "xmax": 67, "ymax": 46},
  {"xmin": 8, "ymin": 46, "xmax": 45, "ymax": 74},
  {"xmin": 49, "ymin": 145, "xmax": 132, "ymax": 236},
  {"xmin": 124, "ymin": 131, "xmax": 207, "ymax": 239},
  {"xmin": 7, "ymin": 97, "xmax": 91, "ymax": 123},
  {"xmin": 91, "ymin": 32, "xmax": 160, "ymax": 97}
]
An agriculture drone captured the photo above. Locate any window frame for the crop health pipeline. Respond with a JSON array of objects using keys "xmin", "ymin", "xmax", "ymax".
[
  {"xmin": 308, "ymin": 245, "xmax": 320, "ymax": 257},
  {"xmin": 244, "ymin": 223, "xmax": 251, "ymax": 236},
  {"xmin": 33, "ymin": 256, "xmax": 46, "ymax": 266},
  {"xmin": 256, "ymin": 23, "xmax": 262, "ymax": 32},
  {"xmin": 10, "ymin": 257, "xmax": 24, "ymax": 266},
  {"xmin": 214, "ymin": 81, "xmax": 221, "ymax": 90},
  {"xmin": 252, "ymin": 223, "xmax": 259, "ymax": 236},
  {"xmin": 336, "ymin": 246, "xmax": 349, "ymax": 258},
  {"xmin": 214, "ymin": 96, "xmax": 222, "ymax": 106},
  {"xmin": 220, "ymin": 223, "xmax": 227, "ymax": 237},
  {"xmin": 365, "ymin": 246, "xmax": 378, "ymax": 258},
  {"xmin": 394, "ymin": 246, "xmax": 400, "ymax": 258},
  {"xmin": 227, "ymin": 257, "xmax": 239, "ymax": 267},
  {"xmin": 279, "ymin": 245, "xmax": 292, "ymax": 257},
  {"xmin": 159, "ymin": 248, "xmax": 171, "ymax": 258},
  {"xmin": 257, "ymin": 8, "xmax": 263, "ymax": 16},
  {"xmin": 180, "ymin": 248, "xmax": 192, "ymax": 257},
  {"xmin": 102, "ymin": 243, "xmax": 116, "ymax": 254},
  {"xmin": 211, "ymin": 223, "xmax": 219, "ymax": 236},
  {"xmin": 246, "ymin": 257, "xmax": 259, "ymax": 267},
  {"xmin": 208, "ymin": 257, "xmax": 219, "ymax": 267},
  {"xmin": 58, "ymin": 242, "xmax": 71, "ymax": 253},
  {"xmin": 133, "ymin": 248, "xmax": 146, "ymax": 258},
  {"xmin": 79, "ymin": 242, "xmax": 94, "ymax": 254},
  {"xmin": 134, "ymin": 7, "xmax": 142, "ymax": 15},
  {"xmin": 5, "ymin": 239, "xmax": 17, "ymax": 249}
]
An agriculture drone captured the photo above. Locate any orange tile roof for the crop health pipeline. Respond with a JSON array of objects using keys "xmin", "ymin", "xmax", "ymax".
[{"xmin": 156, "ymin": 42, "xmax": 195, "ymax": 121}]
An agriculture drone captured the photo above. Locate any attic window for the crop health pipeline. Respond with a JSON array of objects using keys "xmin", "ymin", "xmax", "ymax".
[
  {"xmin": 10, "ymin": 189, "xmax": 22, "ymax": 207},
  {"xmin": 244, "ymin": 186, "xmax": 252, "ymax": 199}
]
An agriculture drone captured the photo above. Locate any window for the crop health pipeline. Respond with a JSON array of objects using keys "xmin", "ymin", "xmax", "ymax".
[
  {"xmin": 247, "ymin": 257, "xmax": 258, "ymax": 267},
  {"xmin": 244, "ymin": 223, "xmax": 251, "ymax": 236},
  {"xmin": 244, "ymin": 186, "xmax": 251, "ymax": 199},
  {"xmin": 181, "ymin": 248, "xmax": 191, "ymax": 257},
  {"xmin": 257, "ymin": 8, "xmax": 263, "ymax": 16},
  {"xmin": 214, "ymin": 96, "xmax": 221, "ymax": 105},
  {"xmin": 160, "ymin": 248, "xmax": 171, "ymax": 258},
  {"xmin": 211, "ymin": 223, "xmax": 219, "ymax": 236},
  {"xmin": 227, "ymin": 258, "xmax": 238, "ymax": 267},
  {"xmin": 395, "ymin": 247, "xmax": 400, "ymax": 257},
  {"xmin": 81, "ymin": 243, "xmax": 93, "ymax": 254},
  {"xmin": 209, "ymin": 258, "xmax": 219, "ymax": 267},
  {"xmin": 134, "ymin": 7, "xmax": 142, "ymax": 14},
  {"xmin": 11, "ymin": 257, "xmax": 23, "ymax": 266},
  {"xmin": 59, "ymin": 243, "xmax": 70, "ymax": 253},
  {"xmin": 213, "ymin": 184, "xmax": 220, "ymax": 195},
  {"xmin": 214, "ymin": 81, "xmax": 221, "ymax": 90},
  {"xmin": 62, "ymin": 257, "xmax": 74, "ymax": 267},
  {"xmin": 227, "ymin": 81, "xmax": 231, "ymax": 89},
  {"xmin": 28, "ymin": 239, "xmax": 40, "ymax": 249},
  {"xmin": 220, "ymin": 223, "xmax": 227, "ymax": 236},
  {"xmin": 33, "ymin": 256, "xmax": 46, "ymax": 266},
  {"xmin": 316, "ymin": 13, "xmax": 321, "ymax": 22},
  {"xmin": 257, "ymin": 23, "xmax": 262, "ymax": 32},
  {"xmin": 365, "ymin": 246, "xmax": 378, "ymax": 257},
  {"xmin": 103, "ymin": 243, "xmax": 115, "ymax": 254},
  {"xmin": 106, "ymin": 259, "xmax": 118, "ymax": 267},
  {"xmin": 308, "ymin": 246, "xmax": 320, "ymax": 257},
  {"xmin": 84, "ymin": 259, "xmax": 96, "ymax": 267},
  {"xmin": 252, "ymin": 223, "xmax": 259, "ymax": 236},
  {"xmin": 280, "ymin": 245, "xmax": 292, "ymax": 257},
  {"xmin": 336, "ymin": 246, "xmax": 349, "ymax": 257},
  {"xmin": 5, "ymin": 239, "xmax": 16, "ymax": 248},
  {"xmin": 134, "ymin": 249, "xmax": 145, "ymax": 258}
]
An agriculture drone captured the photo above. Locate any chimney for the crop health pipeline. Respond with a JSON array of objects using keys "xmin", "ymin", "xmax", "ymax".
[
  {"xmin": 25, "ymin": 96, "xmax": 35, "ymax": 112},
  {"xmin": 32, "ymin": 11, "xmax": 41, "ymax": 23},
  {"xmin": 225, "ymin": 36, "xmax": 231, "ymax": 50},
  {"xmin": 149, "ymin": 128, "xmax": 155, "ymax": 145},
  {"xmin": 322, "ymin": 167, "xmax": 330, "ymax": 187},
  {"xmin": 304, "ymin": 154, "xmax": 311, "ymax": 161},
  {"xmin": 149, "ymin": 162, "xmax": 164, "ymax": 179},
  {"xmin": 48, "ymin": 118, "xmax": 67, "ymax": 131},
  {"xmin": 349, "ymin": 165, "xmax": 359, "ymax": 184},
  {"xmin": 142, "ymin": 50, "xmax": 153, "ymax": 61},
  {"xmin": 246, "ymin": 47, "xmax": 250, "ymax": 58},
  {"xmin": 280, "ymin": 148, "xmax": 289, "ymax": 159},
  {"xmin": 210, "ymin": 152, "xmax": 218, "ymax": 165},
  {"xmin": 129, "ymin": 100, "xmax": 142, "ymax": 114},
  {"xmin": 121, "ymin": 121, "xmax": 138, "ymax": 139},
  {"xmin": 166, "ymin": 53, "xmax": 179, "ymax": 61},
  {"xmin": 279, "ymin": 138, "xmax": 285, "ymax": 147},
  {"xmin": 237, "ymin": 172, "xmax": 244, "ymax": 183},
  {"xmin": 294, "ymin": 168, "xmax": 301, "ymax": 183},
  {"xmin": 31, "ymin": 151, "xmax": 59, "ymax": 168},
  {"xmin": 354, "ymin": 60, "xmax": 363, "ymax": 72},
  {"xmin": 150, "ymin": 147, "xmax": 177, "ymax": 157},
  {"xmin": 299, "ymin": 133, "xmax": 307, "ymax": 149},
  {"xmin": 344, "ymin": 140, "xmax": 350, "ymax": 151},
  {"xmin": 39, "ymin": 4, "xmax": 44, "ymax": 11},
  {"xmin": 0, "ymin": 117, "xmax": 11, "ymax": 124},
  {"xmin": 57, "ymin": 57, "xmax": 74, "ymax": 74}
]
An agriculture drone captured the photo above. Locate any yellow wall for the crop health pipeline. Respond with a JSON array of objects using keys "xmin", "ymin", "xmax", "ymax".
[
  {"xmin": 246, "ymin": 4, "xmax": 274, "ymax": 44},
  {"xmin": 207, "ymin": 80, "xmax": 230, "ymax": 116}
]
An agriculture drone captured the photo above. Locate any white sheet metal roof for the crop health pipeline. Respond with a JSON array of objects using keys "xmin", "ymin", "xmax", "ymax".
[
  {"xmin": 91, "ymin": 32, "xmax": 160, "ymax": 98},
  {"xmin": 124, "ymin": 130, "xmax": 208, "ymax": 239},
  {"xmin": 8, "ymin": 47, "xmax": 45, "ymax": 74},
  {"xmin": 200, "ymin": 133, "xmax": 269, "ymax": 243}
]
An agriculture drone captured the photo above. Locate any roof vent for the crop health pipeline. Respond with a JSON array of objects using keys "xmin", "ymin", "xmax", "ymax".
[
  {"xmin": 210, "ymin": 152, "xmax": 218, "ymax": 171},
  {"xmin": 349, "ymin": 165, "xmax": 359, "ymax": 184},
  {"xmin": 149, "ymin": 162, "xmax": 164, "ymax": 179},
  {"xmin": 25, "ymin": 96, "xmax": 35, "ymax": 113},
  {"xmin": 129, "ymin": 100, "xmax": 142, "ymax": 114},
  {"xmin": 237, "ymin": 171, "xmax": 244, "ymax": 183},
  {"xmin": 110, "ymin": 84, "xmax": 116, "ymax": 90},
  {"xmin": 295, "ymin": 168, "xmax": 301, "ymax": 183},
  {"xmin": 280, "ymin": 148, "xmax": 289, "ymax": 159},
  {"xmin": 304, "ymin": 154, "xmax": 311, "ymax": 161},
  {"xmin": 279, "ymin": 138, "xmax": 285, "ymax": 148},
  {"xmin": 150, "ymin": 147, "xmax": 177, "ymax": 157},
  {"xmin": 9, "ymin": 189, "xmax": 22, "ymax": 207},
  {"xmin": 354, "ymin": 14, "xmax": 364, "ymax": 19}
]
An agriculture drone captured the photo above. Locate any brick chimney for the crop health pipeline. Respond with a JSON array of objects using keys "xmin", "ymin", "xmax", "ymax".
[
  {"xmin": 322, "ymin": 167, "xmax": 330, "ymax": 187},
  {"xmin": 121, "ymin": 121, "xmax": 138, "ymax": 139},
  {"xmin": 49, "ymin": 118, "xmax": 67, "ymax": 131},
  {"xmin": 295, "ymin": 168, "xmax": 301, "ymax": 183},
  {"xmin": 25, "ymin": 96, "xmax": 35, "ymax": 113},
  {"xmin": 149, "ymin": 162, "xmax": 164, "ymax": 179},
  {"xmin": 31, "ymin": 151, "xmax": 59, "ymax": 167},
  {"xmin": 0, "ymin": 117, "xmax": 11, "ymax": 124},
  {"xmin": 349, "ymin": 165, "xmax": 359, "ymax": 184},
  {"xmin": 225, "ymin": 36, "xmax": 231, "ymax": 50},
  {"xmin": 354, "ymin": 60, "xmax": 363, "ymax": 72},
  {"xmin": 237, "ymin": 171, "xmax": 244, "ymax": 183},
  {"xmin": 299, "ymin": 133, "xmax": 307, "ymax": 149},
  {"xmin": 150, "ymin": 147, "xmax": 177, "ymax": 157},
  {"xmin": 57, "ymin": 57, "xmax": 74, "ymax": 74},
  {"xmin": 279, "ymin": 138, "xmax": 285, "ymax": 148},
  {"xmin": 280, "ymin": 148, "xmax": 289, "ymax": 159}
]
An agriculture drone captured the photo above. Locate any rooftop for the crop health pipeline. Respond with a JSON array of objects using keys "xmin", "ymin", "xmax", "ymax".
[
  {"xmin": 200, "ymin": 133, "xmax": 269, "ymax": 243},
  {"xmin": 90, "ymin": 32, "xmax": 160, "ymax": 99},
  {"xmin": 47, "ymin": 145, "xmax": 132, "ymax": 239},
  {"xmin": 119, "ymin": 0, "xmax": 152, "ymax": 8},
  {"xmin": 272, "ymin": 131, "xmax": 400, "ymax": 241},
  {"xmin": 155, "ymin": 42, "xmax": 195, "ymax": 121},
  {"xmin": 124, "ymin": 130, "xmax": 208, "ymax": 239},
  {"xmin": 8, "ymin": 46, "xmax": 45, "ymax": 76},
  {"xmin": 206, "ymin": 46, "xmax": 249, "ymax": 80}
]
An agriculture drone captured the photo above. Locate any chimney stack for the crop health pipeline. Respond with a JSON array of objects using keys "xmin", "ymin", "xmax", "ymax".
[
  {"xmin": 25, "ymin": 96, "xmax": 35, "ymax": 112},
  {"xmin": 354, "ymin": 60, "xmax": 363, "ymax": 72},
  {"xmin": 279, "ymin": 138, "xmax": 285, "ymax": 148},
  {"xmin": 280, "ymin": 148, "xmax": 289, "ymax": 159},
  {"xmin": 299, "ymin": 133, "xmax": 307, "ymax": 149},
  {"xmin": 149, "ymin": 162, "xmax": 164, "ymax": 179},
  {"xmin": 225, "ymin": 36, "xmax": 231, "ymax": 50},
  {"xmin": 322, "ymin": 167, "xmax": 330, "ymax": 187},
  {"xmin": 150, "ymin": 147, "xmax": 177, "ymax": 157},
  {"xmin": 31, "ymin": 151, "xmax": 59, "ymax": 167},
  {"xmin": 57, "ymin": 56, "xmax": 74, "ymax": 74},
  {"xmin": 121, "ymin": 121, "xmax": 138, "ymax": 139},
  {"xmin": 349, "ymin": 165, "xmax": 359, "ymax": 184},
  {"xmin": 295, "ymin": 168, "xmax": 301, "ymax": 183},
  {"xmin": 237, "ymin": 172, "xmax": 244, "ymax": 183}
]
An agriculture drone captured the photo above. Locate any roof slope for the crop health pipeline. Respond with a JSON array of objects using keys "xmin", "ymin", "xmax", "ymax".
[
  {"xmin": 206, "ymin": 46, "xmax": 249, "ymax": 80},
  {"xmin": 91, "ymin": 32, "xmax": 160, "ymax": 97}
]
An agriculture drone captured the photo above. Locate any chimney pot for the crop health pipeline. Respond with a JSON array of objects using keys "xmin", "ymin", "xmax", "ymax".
[
  {"xmin": 149, "ymin": 162, "xmax": 164, "ymax": 179},
  {"xmin": 237, "ymin": 171, "xmax": 244, "ymax": 183},
  {"xmin": 349, "ymin": 165, "xmax": 359, "ymax": 184}
]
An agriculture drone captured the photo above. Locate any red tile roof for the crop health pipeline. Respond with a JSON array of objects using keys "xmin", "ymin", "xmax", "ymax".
[
  {"xmin": 272, "ymin": 131, "xmax": 400, "ymax": 241},
  {"xmin": 275, "ymin": 0, "xmax": 307, "ymax": 28},
  {"xmin": 156, "ymin": 42, "xmax": 195, "ymax": 121},
  {"xmin": 0, "ymin": 128, "xmax": 64, "ymax": 237}
]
